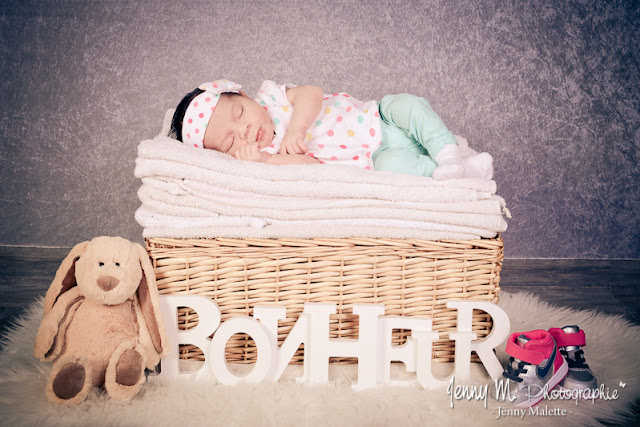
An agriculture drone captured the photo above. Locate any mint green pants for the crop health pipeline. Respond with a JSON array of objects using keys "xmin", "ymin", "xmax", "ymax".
[{"xmin": 372, "ymin": 93, "xmax": 458, "ymax": 177}]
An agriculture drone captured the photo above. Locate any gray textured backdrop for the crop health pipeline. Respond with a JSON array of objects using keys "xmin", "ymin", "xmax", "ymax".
[{"xmin": 1, "ymin": 0, "xmax": 638, "ymax": 258}]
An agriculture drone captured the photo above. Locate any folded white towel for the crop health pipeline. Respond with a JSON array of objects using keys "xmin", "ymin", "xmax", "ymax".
[
  {"xmin": 135, "ymin": 205, "xmax": 501, "ymax": 238},
  {"xmin": 137, "ymin": 184, "xmax": 508, "ymax": 231},
  {"xmin": 141, "ymin": 225, "xmax": 481, "ymax": 242},
  {"xmin": 141, "ymin": 177, "xmax": 504, "ymax": 214}
]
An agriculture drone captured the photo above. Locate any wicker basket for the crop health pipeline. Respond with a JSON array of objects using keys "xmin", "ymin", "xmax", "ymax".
[{"xmin": 146, "ymin": 236, "xmax": 503, "ymax": 364}]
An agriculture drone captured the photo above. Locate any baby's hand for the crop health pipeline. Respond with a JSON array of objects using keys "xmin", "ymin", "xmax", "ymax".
[
  {"xmin": 235, "ymin": 144, "xmax": 271, "ymax": 163},
  {"xmin": 279, "ymin": 128, "xmax": 308, "ymax": 155}
]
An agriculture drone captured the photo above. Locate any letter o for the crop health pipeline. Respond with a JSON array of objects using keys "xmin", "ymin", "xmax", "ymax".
[{"xmin": 208, "ymin": 317, "xmax": 277, "ymax": 385}]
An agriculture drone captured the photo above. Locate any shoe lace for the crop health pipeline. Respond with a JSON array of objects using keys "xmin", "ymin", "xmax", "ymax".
[
  {"xmin": 561, "ymin": 348, "xmax": 589, "ymax": 369},
  {"xmin": 502, "ymin": 357, "xmax": 529, "ymax": 382}
]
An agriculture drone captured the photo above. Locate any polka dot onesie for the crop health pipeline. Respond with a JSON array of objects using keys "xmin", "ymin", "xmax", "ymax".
[{"xmin": 255, "ymin": 81, "xmax": 381, "ymax": 170}]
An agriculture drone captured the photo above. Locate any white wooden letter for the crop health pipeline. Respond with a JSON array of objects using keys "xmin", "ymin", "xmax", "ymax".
[
  {"xmin": 413, "ymin": 329, "xmax": 442, "ymax": 389},
  {"xmin": 155, "ymin": 295, "xmax": 221, "ymax": 380},
  {"xmin": 253, "ymin": 305, "xmax": 308, "ymax": 382},
  {"xmin": 303, "ymin": 303, "xmax": 385, "ymax": 390},
  {"xmin": 208, "ymin": 316, "xmax": 278, "ymax": 385},
  {"xmin": 448, "ymin": 300, "xmax": 511, "ymax": 379},
  {"xmin": 378, "ymin": 316, "xmax": 432, "ymax": 385}
]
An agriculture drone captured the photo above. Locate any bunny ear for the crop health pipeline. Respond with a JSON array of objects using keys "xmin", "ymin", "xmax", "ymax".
[
  {"xmin": 43, "ymin": 241, "xmax": 89, "ymax": 316},
  {"xmin": 134, "ymin": 243, "xmax": 168, "ymax": 356}
]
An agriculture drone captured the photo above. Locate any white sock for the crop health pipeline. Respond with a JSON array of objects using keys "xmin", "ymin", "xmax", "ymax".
[
  {"xmin": 432, "ymin": 144, "xmax": 464, "ymax": 180},
  {"xmin": 462, "ymin": 152, "xmax": 494, "ymax": 180}
]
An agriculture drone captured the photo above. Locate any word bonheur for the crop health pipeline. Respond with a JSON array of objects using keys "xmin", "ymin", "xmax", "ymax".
[{"xmin": 153, "ymin": 296, "xmax": 510, "ymax": 390}]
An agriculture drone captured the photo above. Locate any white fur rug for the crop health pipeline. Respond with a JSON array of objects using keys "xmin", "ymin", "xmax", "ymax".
[{"xmin": 1, "ymin": 292, "xmax": 639, "ymax": 426}]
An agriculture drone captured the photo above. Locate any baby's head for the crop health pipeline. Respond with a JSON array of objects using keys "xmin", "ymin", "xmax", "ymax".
[{"xmin": 170, "ymin": 79, "xmax": 275, "ymax": 156}]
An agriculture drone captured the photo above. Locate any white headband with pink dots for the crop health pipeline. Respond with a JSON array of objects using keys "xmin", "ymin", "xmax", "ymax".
[{"xmin": 182, "ymin": 79, "xmax": 242, "ymax": 148}]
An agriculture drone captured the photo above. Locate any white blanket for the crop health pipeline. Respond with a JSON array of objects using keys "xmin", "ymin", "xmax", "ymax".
[
  {"xmin": 135, "ymin": 205, "xmax": 501, "ymax": 240},
  {"xmin": 134, "ymin": 133, "xmax": 508, "ymax": 240}
]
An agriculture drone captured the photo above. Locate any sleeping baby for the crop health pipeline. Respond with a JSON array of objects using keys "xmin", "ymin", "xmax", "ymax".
[{"xmin": 170, "ymin": 79, "xmax": 493, "ymax": 180}]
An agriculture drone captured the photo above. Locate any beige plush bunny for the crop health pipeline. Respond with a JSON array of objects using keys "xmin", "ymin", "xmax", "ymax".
[{"xmin": 34, "ymin": 236, "xmax": 168, "ymax": 404}]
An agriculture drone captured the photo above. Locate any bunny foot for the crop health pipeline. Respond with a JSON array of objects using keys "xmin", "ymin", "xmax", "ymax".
[
  {"xmin": 105, "ymin": 341, "xmax": 146, "ymax": 401},
  {"xmin": 46, "ymin": 355, "xmax": 93, "ymax": 405}
]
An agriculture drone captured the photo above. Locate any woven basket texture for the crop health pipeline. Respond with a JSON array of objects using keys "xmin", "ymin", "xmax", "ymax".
[{"xmin": 146, "ymin": 237, "xmax": 503, "ymax": 364}]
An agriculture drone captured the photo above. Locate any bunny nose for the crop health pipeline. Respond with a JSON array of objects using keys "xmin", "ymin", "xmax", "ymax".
[{"xmin": 97, "ymin": 276, "xmax": 120, "ymax": 291}]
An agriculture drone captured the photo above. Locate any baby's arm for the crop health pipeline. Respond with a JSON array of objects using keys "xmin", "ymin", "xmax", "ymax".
[
  {"xmin": 280, "ymin": 85, "xmax": 323, "ymax": 154},
  {"xmin": 267, "ymin": 153, "xmax": 320, "ymax": 165},
  {"xmin": 235, "ymin": 144, "xmax": 319, "ymax": 165}
]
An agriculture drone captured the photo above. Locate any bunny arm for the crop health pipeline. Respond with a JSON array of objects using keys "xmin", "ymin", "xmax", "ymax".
[
  {"xmin": 34, "ymin": 287, "xmax": 84, "ymax": 361},
  {"xmin": 45, "ymin": 297, "xmax": 84, "ymax": 361}
]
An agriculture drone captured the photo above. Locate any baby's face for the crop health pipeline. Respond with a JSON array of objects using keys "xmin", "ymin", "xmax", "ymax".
[{"xmin": 203, "ymin": 93, "xmax": 275, "ymax": 155}]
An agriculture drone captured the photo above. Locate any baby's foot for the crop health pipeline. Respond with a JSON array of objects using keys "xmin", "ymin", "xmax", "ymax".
[
  {"xmin": 462, "ymin": 152, "xmax": 493, "ymax": 180},
  {"xmin": 433, "ymin": 144, "xmax": 465, "ymax": 180},
  {"xmin": 433, "ymin": 164, "xmax": 464, "ymax": 180}
]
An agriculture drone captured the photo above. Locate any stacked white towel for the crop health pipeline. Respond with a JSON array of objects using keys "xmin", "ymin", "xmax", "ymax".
[{"xmin": 134, "ymin": 134, "xmax": 508, "ymax": 241}]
